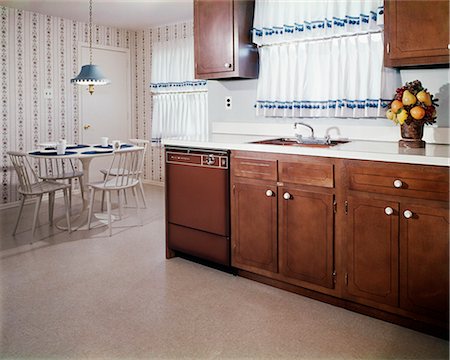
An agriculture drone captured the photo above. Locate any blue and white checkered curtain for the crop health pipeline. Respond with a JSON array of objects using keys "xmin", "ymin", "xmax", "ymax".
[
  {"xmin": 151, "ymin": 36, "xmax": 208, "ymax": 140},
  {"xmin": 252, "ymin": 0, "xmax": 401, "ymax": 118}
]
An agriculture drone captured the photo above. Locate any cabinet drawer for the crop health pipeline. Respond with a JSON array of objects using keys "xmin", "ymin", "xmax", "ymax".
[
  {"xmin": 347, "ymin": 161, "xmax": 449, "ymax": 201},
  {"xmin": 279, "ymin": 161, "xmax": 334, "ymax": 188},
  {"xmin": 232, "ymin": 156, "xmax": 277, "ymax": 181}
]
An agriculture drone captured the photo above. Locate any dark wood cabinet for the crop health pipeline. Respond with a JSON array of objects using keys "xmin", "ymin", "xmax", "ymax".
[
  {"xmin": 194, "ymin": 0, "xmax": 258, "ymax": 79},
  {"xmin": 279, "ymin": 188, "xmax": 335, "ymax": 289},
  {"xmin": 400, "ymin": 202, "xmax": 449, "ymax": 320},
  {"xmin": 345, "ymin": 196, "xmax": 399, "ymax": 307},
  {"xmin": 231, "ymin": 151, "xmax": 336, "ymax": 290},
  {"xmin": 229, "ymin": 152, "xmax": 449, "ymax": 336},
  {"xmin": 384, "ymin": 0, "xmax": 450, "ymax": 67},
  {"xmin": 231, "ymin": 181, "xmax": 278, "ymax": 273}
]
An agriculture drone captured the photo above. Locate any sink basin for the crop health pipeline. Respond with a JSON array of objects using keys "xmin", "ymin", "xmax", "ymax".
[{"xmin": 252, "ymin": 138, "xmax": 349, "ymax": 147}]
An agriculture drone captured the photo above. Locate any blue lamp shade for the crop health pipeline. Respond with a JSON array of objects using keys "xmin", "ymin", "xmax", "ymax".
[{"xmin": 71, "ymin": 64, "xmax": 110, "ymax": 94}]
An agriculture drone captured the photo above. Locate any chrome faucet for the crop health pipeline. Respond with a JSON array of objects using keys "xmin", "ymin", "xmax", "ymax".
[
  {"xmin": 293, "ymin": 122, "xmax": 331, "ymax": 145},
  {"xmin": 294, "ymin": 122, "xmax": 315, "ymax": 140}
]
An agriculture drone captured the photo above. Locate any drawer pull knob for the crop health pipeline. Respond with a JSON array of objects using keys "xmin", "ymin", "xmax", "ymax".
[
  {"xmin": 265, "ymin": 190, "xmax": 274, "ymax": 197},
  {"xmin": 283, "ymin": 192, "xmax": 291, "ymax": 200},
  {"xmin": 393, "ymin": 179, "xmax": 403, "ymax": 188},
  {"xmin": 224, "ymin": 62, "xmax": 232, "ymax": 68},
  {"xmin": 403, "ymin": 210, "xmax": 413, "ymax": 219},
  {"xmin": 384, "ymin": 207, "xmax": 394, "ymax": 215}
]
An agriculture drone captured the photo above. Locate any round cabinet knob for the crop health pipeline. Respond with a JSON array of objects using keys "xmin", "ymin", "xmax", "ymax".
[
  {"xmin": 393, "ymin": 179, "xmax": 403, "ymax": 188},
  {"xmin": 403, "ymin": 210, "xmax": 413, "ymax": 219},
  {"xmin": 265, "ymin": 190, "xmax": 274, "ymax": 197},
  {"xmin": 224, "ymin": 62, "xmax": 232, "ymax": 68},
  {"xmin": 283, "ymin": 192, "xmax": 291, "ymax": 200},
  {"xmin": 384, "ymin": 207, "xmax": 394, "ymax": 215}
]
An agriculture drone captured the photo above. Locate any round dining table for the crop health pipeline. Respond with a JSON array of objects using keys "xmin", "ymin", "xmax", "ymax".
[{"xmin": 28, "ymin": 143, "xmax": 142, "ymax": 230}]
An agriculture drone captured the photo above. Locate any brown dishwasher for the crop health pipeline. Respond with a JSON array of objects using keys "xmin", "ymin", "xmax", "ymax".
[{"xmin": 165, "ymin": 147, "xmax": 230, "ymax": 266}]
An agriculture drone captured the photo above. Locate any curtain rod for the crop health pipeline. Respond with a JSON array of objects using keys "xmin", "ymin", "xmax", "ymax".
[
  {"xmin": 257, "ymin": 29, "xmax": 383, "ymax": 48},
  {"xmin": 150, "ymin": 90, "xmax": 208, "ymax": 96}
]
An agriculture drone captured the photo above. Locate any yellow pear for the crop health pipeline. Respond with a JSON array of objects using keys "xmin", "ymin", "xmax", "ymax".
[
  {"xmin": 402, "ymin": 90, "xmax": 417, "ymax": 106},
  {"xmin": 386, "ymin": 109, "xmax": 396, "ymax": 121},
  {"xmin": 416, "ymin": 90, "xmax": 432, "ymax": 106},
  {"xmin": 397, "ymin": 108, "xmax": 408, "ymax": 124}
]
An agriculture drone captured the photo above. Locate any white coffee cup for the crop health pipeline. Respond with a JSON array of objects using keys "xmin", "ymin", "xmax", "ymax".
[
  {"xmin": 101, "ymin": 137, "xmax": 109, "ymax": 147},
  {"xmin": 112, "ymin": 140, "xmax": 121, "ymax": 151},
  {"xmin": 56, "ymin": 139, "xmax": 67, "ymax": 155}
]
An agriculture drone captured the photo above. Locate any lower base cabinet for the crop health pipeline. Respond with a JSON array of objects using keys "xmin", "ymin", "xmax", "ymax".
[
  {"xmin": 400, "ymin": 203, "xmax": 449, "ymax": 320},
  {"xmin": 231, "ymin": 181, "xmax": 278, "ymax": 273},
  {"xmin": 344, "ymin": 196, "xmax": 399, "ymax": 308},
  {"xmin": 230, "ymin": 151, "xmax": 449, "ymax": 337},
  {"xmin": 279, "ymin": 188, "xmax": 335, "ymax": 289}
]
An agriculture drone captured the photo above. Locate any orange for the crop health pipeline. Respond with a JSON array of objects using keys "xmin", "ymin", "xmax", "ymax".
[
  {"xmin": 391, "ymin": 100, "xmax": 403, "ymax": 113},
  {"xmin": 410, "ymin": 106, "xmax": 425, "ymax": 120}
]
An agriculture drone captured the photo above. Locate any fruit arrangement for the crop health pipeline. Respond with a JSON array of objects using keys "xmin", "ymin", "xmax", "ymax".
[{"xmin": 386, "ymin": 80, "xmax": 438, "ymax": 125}]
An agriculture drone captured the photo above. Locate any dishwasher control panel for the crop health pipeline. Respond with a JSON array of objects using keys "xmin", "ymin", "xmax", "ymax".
[{"xmin": 166, "ymin": 150, "xmax": 228, "ymax": 169}]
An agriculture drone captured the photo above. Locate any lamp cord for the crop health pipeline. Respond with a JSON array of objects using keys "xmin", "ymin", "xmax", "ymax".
[{"xmin": 89, "ymin": 0, "xmax": 93, "ymax": 65}]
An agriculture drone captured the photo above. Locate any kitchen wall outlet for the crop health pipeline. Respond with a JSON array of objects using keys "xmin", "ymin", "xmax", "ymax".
[
  {"xmin": 225, "ymin": 96, "xmax": 232, "ymax": 110},
  {"xmin": 44, "ymin": 89, "xmax": 53, "ymax": 99}
]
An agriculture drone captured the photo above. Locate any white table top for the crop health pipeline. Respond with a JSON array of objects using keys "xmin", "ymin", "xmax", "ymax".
[
  {"xmin": 28, "ymin": 143, "xmax": 141, "ymax": 158},
  {"xmin": 162, "ymin": 134, "xmax": 450, "ymax": 167}
]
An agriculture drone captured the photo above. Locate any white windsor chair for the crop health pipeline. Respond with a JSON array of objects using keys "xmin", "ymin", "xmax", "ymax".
[
  {"xmin": 87, "ymin": 147, "xmax": 145, "ymax": 236},
  {"xmin": 8, "ymin": 151, "xmax": 72, "ymax": 235}
]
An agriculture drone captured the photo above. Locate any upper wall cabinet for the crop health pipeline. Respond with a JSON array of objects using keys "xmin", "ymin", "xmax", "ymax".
[
  {"xmin": 194, "ymin": 0, "xmax": 259, "ymax": 79},
  {"xmin": 384, "ymin": 0, "xmax": 450, "ymax": 67}
]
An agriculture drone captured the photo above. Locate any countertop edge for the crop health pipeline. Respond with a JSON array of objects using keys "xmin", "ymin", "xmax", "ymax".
[{"xmin": 161, "ymin": 137, "xmax": 450, "ymax": 167}]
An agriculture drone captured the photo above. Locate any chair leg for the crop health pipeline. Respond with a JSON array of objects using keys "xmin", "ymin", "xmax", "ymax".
[
  {"xmin": 32, "ymin": 194, "xmax": 43, "ymax": 235},
  {"xmin": 132, "ymin": 186, "xmax": 142, "ymax": 226},
  {"xmin": 68, "ymin": 178, "xmax": 73, "ymax": 209},
  {"xmin": 13, "ymin": 195, "xmax": 26, "ymax": 235},
  {"xmin": 78, "ymin": 176, "xmax": 85, "ymax": 203},
  {"xmin": 123, "ymin": 188, "xmax": 128, "ymax": 205},
  {"xmin": 138, "ymin": 180, "xmax": 147, "ymax": 209},
  {"xmin": 63, "ymin": 188, "xmax": 71, "ymax": 233},
  {"xmin": 117, "ymin": 190, "xmax": 123, "ymax": 220},
  {"xmin": 106, "ymin": 191, "xmax": 112, "ymax": 237},
  {"xmin": 87, "ymin": 187, "xmax": 95, "ymax": 230},
  {"xmin": 48, "ymin": 192, "xmax": 55, "ymax": 226},
  {"xmin": 101, "ymin": 173, "xmax": 107, "ymax": 211}
]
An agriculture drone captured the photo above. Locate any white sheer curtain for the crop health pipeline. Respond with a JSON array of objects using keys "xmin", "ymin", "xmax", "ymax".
[
  {"xmin": 252, "ymin": 0, "xmax": 401, "ymax": 118},
  {"xmin": 151, "ymin": 36, "xmax": 208, "ymax": 140}
]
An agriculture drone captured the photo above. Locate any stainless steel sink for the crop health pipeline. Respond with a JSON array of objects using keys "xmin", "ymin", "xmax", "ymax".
[{"xmin": 252, "ymin": 138, "xmax": 349, "ymax": 147}]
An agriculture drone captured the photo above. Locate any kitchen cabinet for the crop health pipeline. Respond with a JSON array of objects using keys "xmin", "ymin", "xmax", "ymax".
[
  {"xmin": 230, "ymin": 151, "xmax": 448, "ymax": 336},
  {"xmin": 194, "ymin": 0, "xmax": 258, "ymax": 79},
  {"xmin": 400, "ymin": 203, "xmax": 449, "ymax": 320},
  {"xmin": 232, "ymin": 182, "xmax": 278, "ymax": 273},
  {"xmin": 279, "ymin": 188, "xmax": 335, "ymax": 289},
  {"xmin": 231, "ymin": 151, "xmax": 336, "ymax": 290},
  {"xmin": 344, "ymin": 160, "xmax": 449, "ymax": 321},
  {"xmin": 384, "ymin": 0, "xmax": 450, "ymax": 67}
]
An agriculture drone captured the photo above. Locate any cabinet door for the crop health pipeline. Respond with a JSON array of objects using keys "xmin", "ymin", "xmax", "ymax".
[
  {"xmin": 194, "ymin": 0, "xmax": 235, "ymax": 77},
  {"xmin": 231, "ymin": 182, "xmax": 278, "ymax": 273},
  {"xmin": 400, "ymin": 203, "xmax": 449, "ymax": 319},
  {"xmin": 345, "ymin": 196, "xmax": 399, "ymax": 307},
  {"xmin": 279, "ymin": 188, "xmax": 334, "ymax": 289},
  {"xmin": 384, "ymin": 0, "xmax": 450, "ymax": 66}
]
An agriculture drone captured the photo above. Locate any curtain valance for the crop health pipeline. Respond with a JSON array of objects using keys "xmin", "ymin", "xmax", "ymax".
[{"xmin": 253, "ymin": 0, "xmax": 384, "ymax": 45}]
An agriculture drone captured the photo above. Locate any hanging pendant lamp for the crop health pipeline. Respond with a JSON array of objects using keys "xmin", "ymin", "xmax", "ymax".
[{"xmin": 71, "ymin": 0, "xmax": 110, "ymax": 95}]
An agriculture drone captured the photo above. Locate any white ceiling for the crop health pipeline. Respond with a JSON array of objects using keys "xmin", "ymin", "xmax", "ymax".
[{"xmin": 0, "ymin": 0, "xmax": 193, "ymax": 30}]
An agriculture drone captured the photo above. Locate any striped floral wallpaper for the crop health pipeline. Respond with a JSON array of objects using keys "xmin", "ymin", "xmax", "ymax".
[{"xmin": 1, "ymin": 4, "xmax": 194, "ymax": 204}]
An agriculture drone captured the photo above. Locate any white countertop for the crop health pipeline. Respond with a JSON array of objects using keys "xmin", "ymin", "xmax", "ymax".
[{"xmin": 162, "ymin": 134, "xmax": 450, "ymax": 166}]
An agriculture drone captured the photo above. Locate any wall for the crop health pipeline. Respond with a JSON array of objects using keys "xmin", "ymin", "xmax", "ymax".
[
  {"xmin": 208, "ymin": 68, "xmax": 449, "ymax": 142},
  {"xmin": 1, "ymin": 7, "xmax": 194, "ymax": 205}
]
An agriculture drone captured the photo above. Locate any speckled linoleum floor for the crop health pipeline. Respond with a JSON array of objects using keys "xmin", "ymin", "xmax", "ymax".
[{"xmin": 0, "ymin": 184, "xmax": 448, "ymax": 359}]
